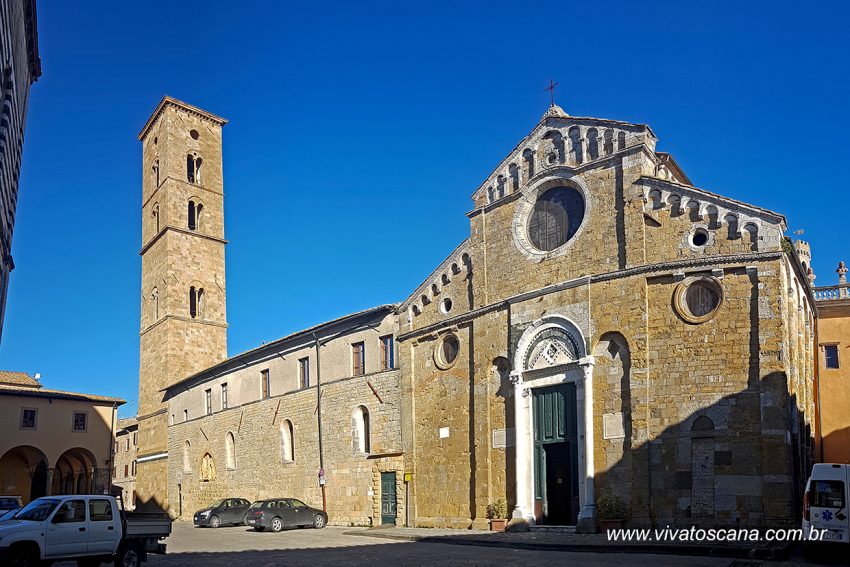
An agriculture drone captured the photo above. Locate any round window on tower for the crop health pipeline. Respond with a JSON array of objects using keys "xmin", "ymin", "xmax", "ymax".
[{"xmin": 190, "ymin": 129, "xmax": 200, "ymax": 140}]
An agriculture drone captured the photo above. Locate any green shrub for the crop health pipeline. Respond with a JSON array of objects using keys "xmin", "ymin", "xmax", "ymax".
[
  {"xmin": 486, "ymin": 497, "xmax": 508, "ymax": 520},
  {"xmin": 596, "ymin": 492, "xmax": 627, "ymax": 520}
]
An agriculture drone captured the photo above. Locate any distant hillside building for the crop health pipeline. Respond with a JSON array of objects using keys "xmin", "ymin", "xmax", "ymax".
[
  {"xmin": 0, "ymin": 371, "xmax": 124, "ymax": 504},
  {"xmin": 135, "ymin": 98, "xmax": 816, "ymax": 530},
  {"xmin": 0, "ymin": 0, "xmax": 41, "ymax": 343},
  {"xmin": 814, "ymin": 261, "xmax": 850, "ymax": 463}
]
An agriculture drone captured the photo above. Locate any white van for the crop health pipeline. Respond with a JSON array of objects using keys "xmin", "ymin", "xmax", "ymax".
[{"xmin": 804, "ymin": 463, "xmax": 849, "ymax": 544}]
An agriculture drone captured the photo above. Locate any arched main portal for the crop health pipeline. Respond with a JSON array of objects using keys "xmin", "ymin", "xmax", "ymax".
[
  {"xmin": 0, "ymin": 446, "xmax": 49, "ymax": 504},
  {"xmin": 511, "ymin": 315, "xmax": 596, "ymax": 531}
]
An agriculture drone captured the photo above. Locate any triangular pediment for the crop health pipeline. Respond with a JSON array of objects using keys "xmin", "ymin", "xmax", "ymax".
[{"xmin": 470, "ymin": 109, "xmax": 657, "ymax": 208}]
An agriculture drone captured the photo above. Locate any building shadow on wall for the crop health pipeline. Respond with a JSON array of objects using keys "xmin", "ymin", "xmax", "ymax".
[
  {"xmin": 594, "ymin": 371, "xmax": 814, "ymax": 530},
  {"xmin": 821, "ymin": 425, "xmax": 850, "ymax": 465}
]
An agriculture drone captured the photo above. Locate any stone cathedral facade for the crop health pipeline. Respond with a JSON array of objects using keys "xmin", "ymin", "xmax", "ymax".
[{"xmin": 135, "ymin": 97, "xmax": 816, "ymax": 530}]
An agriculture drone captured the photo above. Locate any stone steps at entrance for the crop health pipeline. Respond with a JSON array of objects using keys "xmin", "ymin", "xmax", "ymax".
[{"xmin": 529, "ymin": 525, "xmax": 576, "ymax": 533}]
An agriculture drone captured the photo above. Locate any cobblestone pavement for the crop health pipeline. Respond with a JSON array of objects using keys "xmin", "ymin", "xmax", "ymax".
[{"xmin": 51, "ymin": 522, "xmax": 765, "ymax": 566}]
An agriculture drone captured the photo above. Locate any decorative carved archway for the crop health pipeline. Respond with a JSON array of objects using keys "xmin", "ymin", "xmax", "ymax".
[{"xmin": 511, "ymin": 315, "xmax": 596, "ymax": 532}]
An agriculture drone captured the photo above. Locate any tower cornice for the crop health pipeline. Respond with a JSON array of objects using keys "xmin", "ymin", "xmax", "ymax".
[
  {"xmin": 139, "ymin": 226, "xmax": 228, "ymax": 256},
  {"xmin": 138, "ymin": 95, "xmax": 227, "ymax": 141}
]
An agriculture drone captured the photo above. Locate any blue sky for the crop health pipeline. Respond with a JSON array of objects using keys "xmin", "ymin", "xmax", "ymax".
[{"xmin": 2, "ymin": 1, "xmax": 847, "ymax": 416}]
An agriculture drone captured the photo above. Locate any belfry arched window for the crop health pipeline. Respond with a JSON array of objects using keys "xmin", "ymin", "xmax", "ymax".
[
  {"xmin": 188, "ymin": 200, "xmax": 203, "ymax": 231},
  {"xmin": 189, "ymin": 286, "xmax": 205, "ymax": 319},
  {"xmin": 150, "ymin": 287, "xmax": 159, "ymax": 323},
  {"xmin": 152, "ymin": 203, "xmax": 160, "ymax": 234},
  {"xmin": 187, "ymin": 153, "xmax": 202, "ymax": 184}
]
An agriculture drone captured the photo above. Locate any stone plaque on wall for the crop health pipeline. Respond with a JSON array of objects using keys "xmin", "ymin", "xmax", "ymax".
[
  {"xmin": 603, "ymin": 412, "xmax": 625, "ymax": 439},
  {"xmin": 491, "ymin": 428, "xmax": 515, "ymax": 449}
]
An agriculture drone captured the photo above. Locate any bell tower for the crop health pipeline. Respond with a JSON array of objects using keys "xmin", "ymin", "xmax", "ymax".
[{"xmin": 135, "ymin": 96, "xmax": 229, "ymax": 511}]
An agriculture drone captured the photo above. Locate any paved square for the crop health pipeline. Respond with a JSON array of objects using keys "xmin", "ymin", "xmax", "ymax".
[{"xmin": 52, "ymin": 522, "xmax": 749, "ymax": 566}]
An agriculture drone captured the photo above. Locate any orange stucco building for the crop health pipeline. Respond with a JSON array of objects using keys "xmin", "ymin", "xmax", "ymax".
[{"xmin": 815, "ymin": 261, "xmax": 850, "ymax": 463}]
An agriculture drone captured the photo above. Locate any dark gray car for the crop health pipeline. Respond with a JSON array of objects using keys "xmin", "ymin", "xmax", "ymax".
[
  {"xmin": 0, "ymin": 497, "xmax": 21, "ymax": 518},
  {"xmin": 193, "ymin": 497, "xmax": 251, "ymax": 528},
  {"xmin": 244, "ymin": 498, "xmax": 327, "ymax": 532}
]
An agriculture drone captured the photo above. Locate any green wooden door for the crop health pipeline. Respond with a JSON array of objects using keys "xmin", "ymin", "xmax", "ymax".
[
  {"xmin": 532, "ymin": 384, "xmax": 579, "ymax": 524},
  {"xmin": 381, "ymin": 472, "xmax": 397, "ymax": 525}
]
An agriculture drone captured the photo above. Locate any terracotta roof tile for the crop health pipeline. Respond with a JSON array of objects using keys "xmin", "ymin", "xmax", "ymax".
[{"xmin": 0, "ymin": 371, "xmax": 40, "ymax": 388}]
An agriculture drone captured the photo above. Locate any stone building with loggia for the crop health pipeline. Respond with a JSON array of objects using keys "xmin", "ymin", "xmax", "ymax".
[{"xmin": 133, "ymin": 97, "xmax": 816, "ymax": 530}]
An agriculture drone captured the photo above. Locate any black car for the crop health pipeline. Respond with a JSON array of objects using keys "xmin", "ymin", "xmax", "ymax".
[
  {"xmin": 193, "ymin": 497, "xmax": 251, "ymax": 528},
  {"xmin": 244, "ymin": 498, "xmax": 327, "ymax": 532}
]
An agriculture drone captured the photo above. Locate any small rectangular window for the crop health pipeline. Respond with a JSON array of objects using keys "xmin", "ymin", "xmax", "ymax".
[
  {"xmin": 73, "ymin": 412, "xmax": 87, "ymax": 432},
  {"xmin": 205, "ymin": 389, "xmax": 212, "ymax": 415},
  {"xmin": 221, "ymin": 383, "xmax": 229, "ymax": 410},
  {"xmin": 825, "ymin": 345, "xmax": 840, "ymax": 369},
  {"xmin": 352, "ymin": 342, "xmax": 365, "ymax": 376},
  {"xmin": 114, "ymin": 441, "xmax": 119, "ymax": 453},
  {"xmin": 133, "ymin": 432, "xmax": 137, "ymax": 445},
  {"xmin": 125, "ymin": 438, "xmax": 130, "ymax": 451},
  {"xmin": 261, "ymin": 369, "xmax": 270, "ymax": 399},
  {"xmin": 380, "ymin": 335, "xmax": 394, "ymax": 370},
  {"xmin": 299, "ymin": 358, "xmax": 310, "ymax": 389},
  {"xmin": 124, "ymin": 464, "xmax": 129, "ymax": 477},
  {"xmin": 20, "ymin": 408, "xmax": 37, "ymax": 430},
  {"xmin": 131, "ymin": 460, "xmax": 136, "ymax": 475},
  {"xmin": 184, "ymin": 409, "xmax": 188, "ymax": 422},
  {"xmin": 170, "ymin": 414, "xmax": 175, "ymax": 426}
]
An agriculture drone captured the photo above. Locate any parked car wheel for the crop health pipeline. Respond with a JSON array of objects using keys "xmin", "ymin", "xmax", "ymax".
[
  {"xmin": 271, "ymin": 516, "xmax": 284, "ymax": 532},
  {"xmin": 209, "ymin": 515, "xmax": 221, "ymax": 528},
  {"xmin": 115, "ymin": 542, "xmax": 142, "ymax": 567},
  {"xmin": 313, "ymin": 514, "xmax": 326, "ymax": 529},
  {"xmin": 253, "ymin": 526, "xmax": 266, "ymax": 532},
  {"xmin": 9, "ymin": 545, "xmax": 39, "ymax": 567}
]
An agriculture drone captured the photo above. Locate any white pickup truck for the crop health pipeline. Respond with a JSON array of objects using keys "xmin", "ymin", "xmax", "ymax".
[{"xmin": 0, "ymin": 494, "xmax": 171, "ymax": 567}]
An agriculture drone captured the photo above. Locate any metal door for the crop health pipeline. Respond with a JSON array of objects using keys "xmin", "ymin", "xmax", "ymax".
[{"xmin": 381, "ymin": 472, "xmax": 397, "ymax": 525}]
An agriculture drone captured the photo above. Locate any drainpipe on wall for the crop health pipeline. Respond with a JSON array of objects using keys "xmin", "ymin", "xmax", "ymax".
[
  {"xmin": 107, "ymin": 402, "xmax": 117, "ymax": 495},
  {"xmin": 313, "ymin": 332, "xmax": 326, "ymax": 512}
]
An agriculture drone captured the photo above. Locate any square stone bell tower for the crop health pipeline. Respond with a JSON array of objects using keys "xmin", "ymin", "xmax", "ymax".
[{"xmin": 134, "ymin": 96, "xmax": 229, "ymax": 512}]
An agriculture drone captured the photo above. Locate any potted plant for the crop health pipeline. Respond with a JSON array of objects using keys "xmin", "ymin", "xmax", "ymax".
[
  {"xmin": 486, "ymin": 498, "xmax": 508, "ymax": 532},
  {"xmin": 596, "ymin": 492, "xmax": 627, "ymax": 534}
]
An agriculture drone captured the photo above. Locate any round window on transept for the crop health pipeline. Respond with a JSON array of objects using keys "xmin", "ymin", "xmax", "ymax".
[
  {"xmin": 691, "ymin": 228, "xmax": 709, "ymax": 247},
  {"xmin": 435, "ymin": 333, "xmax": 460, "ymax": 370},
  {"xmin": 190, "ymin": 129, "xmax": 200, "ymax": 140},
  {"xmin": 441, "ymin": 297, "xmax": 453, "ymax": 314},
  {"xmin": 527, "ymin": 186, "xmax": 585, "ymax": 252},
  {"xmin": 674, "ymin": 276, "xmax": 723, "ymax": 324}
]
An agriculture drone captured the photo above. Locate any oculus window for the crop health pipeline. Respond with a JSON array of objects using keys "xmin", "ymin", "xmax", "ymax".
[
  {"xmin": 674, "ymin": 276, "xmax": 723, "ymax": 324},
  {"xmin": 435, "ymin": 333, "xmax": 460, "ymax": 370},
  {"xmin": 527, "ymin": 186, "xmax": 585, "ymax": 252}
]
